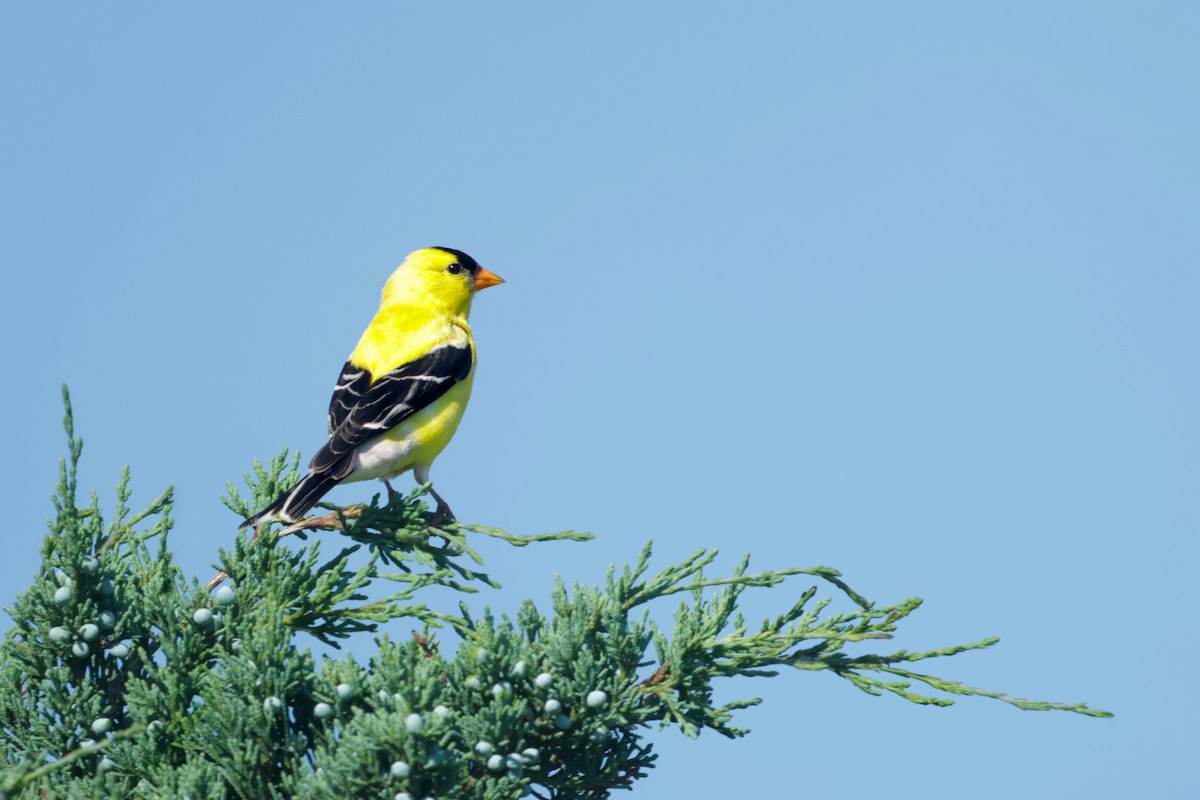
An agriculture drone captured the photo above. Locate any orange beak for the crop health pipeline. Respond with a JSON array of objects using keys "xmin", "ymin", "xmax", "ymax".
[{"xmin": 473, "ymin": 267, "xmax": 505, "ymax": 291}]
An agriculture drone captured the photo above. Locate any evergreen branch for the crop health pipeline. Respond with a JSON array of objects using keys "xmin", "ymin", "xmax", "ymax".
[
  {"xmin": 872, "ymin": 665, "xmax": 1114, "ymax": 717},
  {"xmin": 0, "ymin": 405, "xmax": 1112, "ymax": 800},
  {"xmin": 0, "ymin": 723, "xmax": 147, "ymax": 793},
  {"xmin": 97, "ymin": 485, "xmax": 173, "ymax": 556},
  {"xmin": 461, "ymin": 524, "xmax": 596, "ymax": 547}
]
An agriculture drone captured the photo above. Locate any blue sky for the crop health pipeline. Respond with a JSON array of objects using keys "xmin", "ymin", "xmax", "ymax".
[{"xmin": 2, "ymin": 2, "xmax": 1197, "ymax": 797}]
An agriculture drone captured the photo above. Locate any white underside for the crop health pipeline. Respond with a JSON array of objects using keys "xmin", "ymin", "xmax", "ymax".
[{"xmin": 343, "ymin": 436, "xmax": 417, "ymax": 483}]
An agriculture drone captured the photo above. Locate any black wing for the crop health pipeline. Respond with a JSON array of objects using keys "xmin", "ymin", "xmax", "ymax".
[
  {"xmin": 328, "ymin": 361, "xmax": 373, "ymax": 434},
  {"xmin": 310, "ymin": 342, "xmax": 474, "ymax": 479}
]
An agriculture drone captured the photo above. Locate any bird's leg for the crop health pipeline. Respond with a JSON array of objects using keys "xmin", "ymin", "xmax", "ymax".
[
  {"xmin": 426, "ymin": 484, "xmax": 456, "ymax": 528},
  {"xmin": 379, "ymin": 479, "xmax": 402, "ymax": 513},
  {"xmin": 413, "ymin": 467, "xmax": 455, "ymax": 527},
  {"xmin": 381, "ymin": 479, "xmax": 407, "ymax": 516}
]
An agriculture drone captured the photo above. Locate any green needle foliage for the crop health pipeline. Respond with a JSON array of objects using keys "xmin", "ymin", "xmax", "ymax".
[{"xmin": 0, "ymin": 390, "xmax": 1111, "ymax": 798}]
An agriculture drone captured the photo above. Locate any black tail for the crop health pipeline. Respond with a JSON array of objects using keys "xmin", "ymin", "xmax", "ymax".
[{"xmin": 240, "ymin": 471, "xmax": 342, "ymax": 529}]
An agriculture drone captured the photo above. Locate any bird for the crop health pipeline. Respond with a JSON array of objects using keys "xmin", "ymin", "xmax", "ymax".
[{"xmin": 241, "ymin": 246, "xmax": 504, "ymax": 529}]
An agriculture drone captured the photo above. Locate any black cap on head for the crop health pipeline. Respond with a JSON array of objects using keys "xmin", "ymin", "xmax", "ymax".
[{"xmin": 433, "ymin": 247, "xmax": 480, "ymax": 274}]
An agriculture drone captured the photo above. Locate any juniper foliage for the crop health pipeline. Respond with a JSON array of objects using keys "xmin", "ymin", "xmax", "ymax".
[{"xmin": 0, "ymin": 391, "xmax": 1111, "ymax": 798}]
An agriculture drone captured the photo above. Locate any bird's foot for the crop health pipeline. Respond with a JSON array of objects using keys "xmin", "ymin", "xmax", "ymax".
[
  {"xmin": 425, "ymin": 484, "xmax": 456, "ymax": 526},
  {"xmin": 428, "ymin": 498, "xmax": 456, "ymax": 529},
  {"xmin": 425, "ymin": 486, "xmax": 457, "ymax": 547}
]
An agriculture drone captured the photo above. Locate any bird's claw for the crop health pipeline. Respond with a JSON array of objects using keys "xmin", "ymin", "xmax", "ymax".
[{"xmin": 428, "ymin": 499, "xmax": 455, "ymax": 529}]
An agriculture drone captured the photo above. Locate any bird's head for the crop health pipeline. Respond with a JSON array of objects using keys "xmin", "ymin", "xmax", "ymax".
[{"xmin": 381, "ymin": 247, "xmax": 504, "ymax": 316}]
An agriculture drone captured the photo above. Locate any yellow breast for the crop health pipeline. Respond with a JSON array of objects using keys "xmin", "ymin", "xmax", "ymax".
[{"xmin": 352, "ymin": 309, "xmax": 472, "ymax": 379}]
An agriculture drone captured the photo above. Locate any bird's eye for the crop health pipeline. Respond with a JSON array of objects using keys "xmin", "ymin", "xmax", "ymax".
[{"xmin": 447, "ymin": 263, "xmax": 464, "ymax": 275}]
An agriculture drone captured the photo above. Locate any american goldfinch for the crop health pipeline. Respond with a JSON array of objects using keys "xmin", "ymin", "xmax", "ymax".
[{"xmin": 242, "ymin": 246, "xmax": 503, "ymax": 529}]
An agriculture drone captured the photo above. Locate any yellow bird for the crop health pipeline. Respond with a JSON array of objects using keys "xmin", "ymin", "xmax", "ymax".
[{"xmin": 243, "ymin": 247, "xmax": 504, "ymax": 528}]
